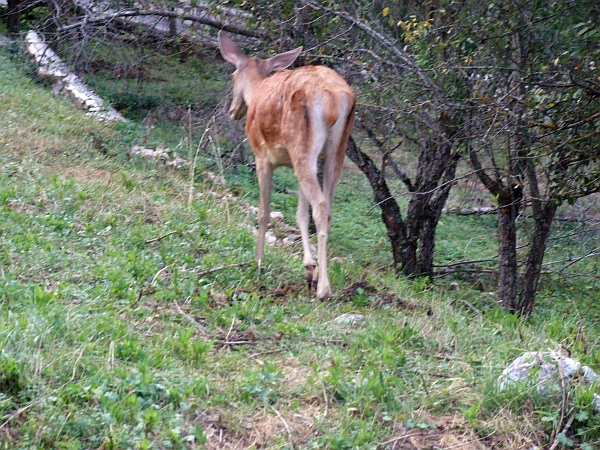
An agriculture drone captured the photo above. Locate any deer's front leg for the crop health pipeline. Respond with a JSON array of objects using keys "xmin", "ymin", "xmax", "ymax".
[{"xmin": 255, "ymin": 159, "xmax": 273, "ymax": 269}]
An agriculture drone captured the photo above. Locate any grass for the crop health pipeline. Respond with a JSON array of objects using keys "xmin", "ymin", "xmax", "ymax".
[
  {"xmin": 1, "ymin": 44, "xmax": 599, "ymax": 449},
  {"xmin": 78, "ymin": 40, "xmax": 230, "ymax": 125}
]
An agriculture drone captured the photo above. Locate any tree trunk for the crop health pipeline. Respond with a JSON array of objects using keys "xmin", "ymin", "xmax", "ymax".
[
  {"xmin": 496, "ymin": 184, "xmax": 523, "ymax": 312},
  {"xmin": 401, "ymin": 134, "xmax": 436, "ymax": 273},
  {"xmin": 417, "ymin": 210, "xmax": 436, "ymax": 278},
  {"xmin": 517, "ymin": 201, "xmax": 557, "ymax": 315},
  {"xmin": 349, "ymin": 111, "xmax": 458, "ymax": 278},
  {"xmin": 7, "ymin": 0, "xmax": 22, "ymax": 36},
  {"xmin": 417, "ymin": 153, "xmax": 459, "ymax": 277},
  {"xmin": 405, "ymin": 121, "xmax": 458, "ymax": 277},
  {"xmin": 346, "ymin": 137, "xmax": 406, "ymax": 270}
]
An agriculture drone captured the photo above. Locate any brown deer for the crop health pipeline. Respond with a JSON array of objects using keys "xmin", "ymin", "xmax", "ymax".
[{"xmin": 218, "ymin": 31, "xmax": 355, "ymax": 300}]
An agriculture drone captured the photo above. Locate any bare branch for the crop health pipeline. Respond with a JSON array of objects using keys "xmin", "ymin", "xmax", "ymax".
[
  {"xmin": 300, "ymin": 0, "xmax": 449, "ymax": 108},
  {"xmin": 557, "ymin": 248, "xmax": 600, "ymax": 273},
  {"xmin": 56, "ymin": 7, "xmax": 261, "ymax": 39}
]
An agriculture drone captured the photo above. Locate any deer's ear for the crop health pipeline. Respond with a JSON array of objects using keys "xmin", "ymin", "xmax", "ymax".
[
  {"xmin": 218, "ymin": 31, "xmax": 246, "ymax": 66},
  {"xmin": 263, "ymin": 47, "xmax": 303, "ymax": 73}
]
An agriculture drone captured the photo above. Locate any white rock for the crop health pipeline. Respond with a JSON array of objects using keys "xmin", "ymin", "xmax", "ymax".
[
  {"xmin": 243, "ymin": 204, "xmax": 259, "ymax": 215},
  {"xmin": 130, "ymin": 146, "xmax": 189, "ymax": 168},
  {"xmin": 270, "ymin": 211, "xmax": 284, "ymax": 221},
  {"xmin": 498, "ymin": 351, "xmax": 600, "ymax": 411},
  {"xmin": 203, "ymin": 171, "xmax": 226, "ymax": 186},
  {"xmin": 582, "ymin": 365, "xmax": 600, "ymax": 383},
  {"xmin": 334, "ymin": 313, "xmax": 366, "ymax": 325},
  {"xmin": 282, "ymin": 234, "xmax": 301, "ymax": 245},
  {"xmin": 498, "ymin": 352, "xmax": 540, "ymax": 389}
]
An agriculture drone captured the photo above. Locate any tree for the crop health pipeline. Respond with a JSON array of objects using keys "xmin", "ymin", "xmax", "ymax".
[
  {"xmin": 5, "ymin": 0, "xmax": 42, "ymax": 35},
  {"xmin": 7, "ymin": 0, "xmax": 22, "ymax": 35},
  {"xmin": 454, "ymin": 0, "xmax": 600, "ymax": 313},
  {"xmin": 8, "ymin": 0, "xmax": 598, "ymax": 314},
  {"xmin": 247, "ymin": 0, "xmax": 599, "ymax": 312},
  {"xmin": 287, "ymin": 1, "xmax": 464, "ymax": 278}
]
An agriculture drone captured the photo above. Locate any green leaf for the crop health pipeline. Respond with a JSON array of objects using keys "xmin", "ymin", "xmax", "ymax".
[
  {"xmin": 193, "ymin": 423, "xmax": 207, "ymax": 443},
  {"xmin": 557, "ymin": 433, "xmax": 574, "ymax": 446}
]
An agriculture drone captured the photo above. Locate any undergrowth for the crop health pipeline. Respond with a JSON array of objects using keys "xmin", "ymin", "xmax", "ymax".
[{"xmin": 0, "ymin": 43, "xmax": 599, "ymax": 450}]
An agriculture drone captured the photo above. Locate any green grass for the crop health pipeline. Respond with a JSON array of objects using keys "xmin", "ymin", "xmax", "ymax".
[
  {"xmin": 1, "ymin": 45, "xmax": 599, "ymax": 449},
  {"xmin": 79, "ymin": 40, "xmax": 230, "ymax": 124}
]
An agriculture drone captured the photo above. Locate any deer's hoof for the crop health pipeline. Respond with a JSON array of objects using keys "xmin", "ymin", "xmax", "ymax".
[
  {"xmin": 304, "ymin": 264, "xmax": 317, "ymax": 291},
  {"xmin": 316, "ymin": 288, "xmax": 332, "ymax": 301}
]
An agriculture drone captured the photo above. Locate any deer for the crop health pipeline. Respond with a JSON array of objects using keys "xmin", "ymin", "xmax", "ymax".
[{"xmin": 217, "ymin": 31, "xmax": 356, "ymax": 300}]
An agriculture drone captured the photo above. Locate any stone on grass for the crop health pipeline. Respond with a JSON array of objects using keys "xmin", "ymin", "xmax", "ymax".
[
  {"xmin": 333, "ymin": 313, "xmax": 366, "ymax": 326},
  {"xmin": 498, "ymin": 351, "xmax": 600, "ymax": 412},
  {"xmin": 282, "ymin": 234, "xmax": 301, "ymax": 245}
]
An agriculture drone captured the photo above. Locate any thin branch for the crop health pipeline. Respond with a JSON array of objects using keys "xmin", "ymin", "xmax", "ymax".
[
  {"xmin": 434, "ymin": 257, "xmax": 498, "ymax": 269},
  {"xmin": 557, "ymin": 248, "xmax": 600, "ymax": 273},
  {"xmin": 458, "ymin": 298, "xmax": 483, "ymax": 316},
  {"xmin": 548, "ymin": 413, "xmax": 576, "ymax": 450},
  {"xmin": 151, "ymin": 266, "xmax": 169, "ymax": 286},
  {"xmin": 0, "ymin": 403, "xmax": 35, "ymax": 431},
  {"xmin": 248, "ymin": 349, "xmax": 286, "ymax": 358},
  {"xmin": 192, "ymin": 261, "xmax": 252, "ymax": 277},
  {"xmin": 300, "ymin": 0, "xmax": 448, "ymax": 107},
  {"xmin": 433, "ymin": 268, "xmax": 498, "ymax": 279},
  {"xmin": 272, "ymin": 407, "xmax": 295, "ymax": 450},
  {"xmin": 322, "ymin": 382, "xmax": 329, "ymax": 418},
  {"xmin": 174, "ymin": 299, "xmax": 208, "ymax": 335},
  {"xmin": 145, "ymin": 230, "xmax": 178, "ymax": 243},
  {"xmin": 215, "ymin": 340, "xmax": 257, "ymax": 346},
  {"xmin": 443, "ymin": 431, "xmax": 496, "ymax": 449},
  {"xmin": 378, "ymin": 432, "xmax": 428, "ymax": 447},
  {"xmin": 57, "ymin": 8, "xmax": 261, "ymax": 38},
  {"xmin": 358, "ymin": 117, "xmax": 414, "ymax": 191}
]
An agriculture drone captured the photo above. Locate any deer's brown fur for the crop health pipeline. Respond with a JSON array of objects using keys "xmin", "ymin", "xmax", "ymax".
[{"xmin": 218, "ymin": 31, "xmax": 355, "ymax": 299}]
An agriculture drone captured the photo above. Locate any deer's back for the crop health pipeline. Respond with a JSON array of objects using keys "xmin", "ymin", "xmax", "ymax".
[{"xmin": 245, "ymin": 66, "xmax": 354, "ymax": 166}]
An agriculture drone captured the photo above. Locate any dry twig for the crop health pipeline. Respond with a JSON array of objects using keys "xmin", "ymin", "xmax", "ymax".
[
  {"xmin": 378, "ymin": 431, "xmax": 425, "ymax": 447},
  {"xmin": 272, "ymin": 407, "xmax": 295, "ymax": 449},
  {"xmin": 548, "ymin": 412, "xmax": 576, "ymax": 450},
  {"xmin": 145, "ymin": 230, "xmax": 179, "ymax": 243},
  {"xmin": 194, "ymin": 262, "xmax": 252, "ymax": 276},
  {"xmin": 174, "ymin": 299, "xmax": 209, "ymax": 336}
]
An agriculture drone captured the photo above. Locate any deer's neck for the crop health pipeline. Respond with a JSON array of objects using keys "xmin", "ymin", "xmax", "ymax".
[{"xmin": 243, "ymin": 60, "xmax": 268, "ymax": 107}]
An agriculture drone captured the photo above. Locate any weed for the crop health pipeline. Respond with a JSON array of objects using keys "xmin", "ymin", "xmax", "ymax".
[
  {"xmin": 240, "ymin": 362, "xmax": 282, "ymax": 405},
  {"xmin": 0, "ymin": 355, "xmax": 26, "ymax": 400}
]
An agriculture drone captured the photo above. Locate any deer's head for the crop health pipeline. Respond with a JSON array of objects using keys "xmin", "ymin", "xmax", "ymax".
[{"xmin": 218, "ymin": 31, "xmax": 302, "ymax": 120}]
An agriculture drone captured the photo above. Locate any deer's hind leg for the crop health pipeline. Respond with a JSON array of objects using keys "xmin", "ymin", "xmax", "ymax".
[
  {"xmin": 294, "ymin": 157, "xmax": 332, "ymax": 299},
  {"xmin": 296, "ymin": 188, "xmax": 317, "ymax": 291}
]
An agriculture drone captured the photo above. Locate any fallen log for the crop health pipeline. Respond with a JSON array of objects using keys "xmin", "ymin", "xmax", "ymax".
[
  {"xmin": 442, "ymin": 206, "xmax": 496, "ymax": 215},
  {"xmin": 24, "ymin": 30, "xmax": 125, "ymax": 122}
]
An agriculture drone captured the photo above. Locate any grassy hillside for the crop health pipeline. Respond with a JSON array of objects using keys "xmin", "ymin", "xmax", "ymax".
[{"xmin": 1, "ymin": 46, "xmax": 599, "ymax": 450}]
